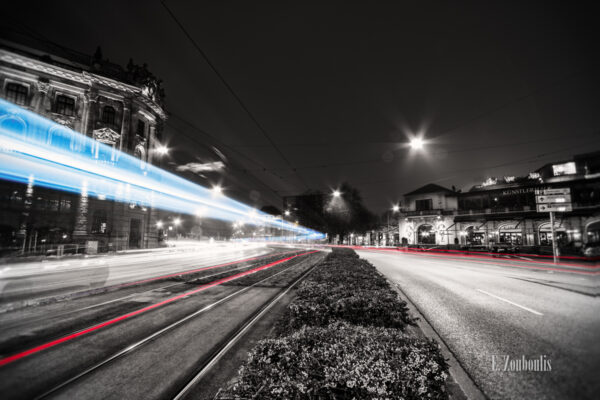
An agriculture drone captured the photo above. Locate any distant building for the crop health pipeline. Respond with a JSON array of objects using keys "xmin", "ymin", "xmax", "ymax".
[
  {"xmin": 0, "ymin": 40, "xmax": 167, "ymax": 254},
  {"xmin": 396, "ymin": 152, "xmax": 600, "ymax": 254},
  {"xmin": 399, "ymin": 183, "xmax": 458, "ymax": 246}
]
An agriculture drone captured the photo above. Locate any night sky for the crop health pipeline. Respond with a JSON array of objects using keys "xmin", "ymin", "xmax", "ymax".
[{"xmin": 2, "ymin": 1, "xmax": 599, "ymax": 213}]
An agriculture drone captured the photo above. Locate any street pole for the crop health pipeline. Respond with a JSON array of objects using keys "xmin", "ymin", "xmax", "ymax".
[{"xmin": 549, "ymin": 211, "xmax": 558, "ymax": 264}]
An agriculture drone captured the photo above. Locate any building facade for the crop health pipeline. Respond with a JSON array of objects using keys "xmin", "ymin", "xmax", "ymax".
[
  {"xmin": 0, "ymin": 41, "xmax": 167, "ymax": 254},
  {"xmin": 397, "ymin": 152, "xmax": 600, "ymax": 255}
]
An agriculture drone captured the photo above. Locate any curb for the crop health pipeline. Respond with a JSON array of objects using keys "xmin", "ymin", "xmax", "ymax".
[{"xmin": 389, "ymin": 281, "xmax": 487, "ymax": 400}]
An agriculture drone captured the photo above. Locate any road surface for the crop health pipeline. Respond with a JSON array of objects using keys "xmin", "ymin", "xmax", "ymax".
[
  {"xmin": 358, "ymin": 249, "xmax": 600, "ymax": 400},
  {"xmin": 0, "ymin": 242, "xmax": 271, "ymax": 308}
]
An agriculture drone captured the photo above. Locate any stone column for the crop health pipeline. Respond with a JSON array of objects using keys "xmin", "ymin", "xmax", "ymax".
[
  {"xmin": 80, "ymin": 91, "xmax": 91, "ymax": 134},
  {"xmin": 120, "ymin": 99, "xmax": 131, "ymax": 152},
  {"xmin": 73, "ymin": 181, "xmax": 89, "ymax": 242},
  {"xmin": 33, "ymin": 81, "xmax": 50, "ymax": 116},
  {"xmin": 147, "ymin": 123, "xmax": 156, "ymax": 164},
  {"xmin": 85, "ymin": 92, "xmax": 99, "ymax": 137}
]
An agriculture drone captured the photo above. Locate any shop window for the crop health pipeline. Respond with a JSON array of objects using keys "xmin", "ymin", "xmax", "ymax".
[
  {"xmin": 585, "ymin": 221, "xmax": 600, "ymax": 244},
  {"xmin": 415, "ymin": 199, "xmax": 433, "ymax": 211},
  {"xmin": 60, "ymin": 199, "xmax": 72, "ymax": 212},
  {"xmin": 10, "ymin": 190, "xmax": 23, "ymax": 204},
  {"xmin": 55, "ymin": 95, "xmax": 75, "ymax": 116},
  {"xmin": 5, "ymin": 82, "xmax": 28, "ymax": 105},
  {"xmin": 499, "ymin": 232, "xmax": 522, "ymax": 245},
  {"xmin": 91, "ymin": 210, "xmax": 108, "ymax": 234},
  {"xmin": 101, "ymin": 106, "xmax": 116, "ymax": 126},
  {"xmin": 417, "ymin": 224, "xmax": 435, "ymax": 244}
]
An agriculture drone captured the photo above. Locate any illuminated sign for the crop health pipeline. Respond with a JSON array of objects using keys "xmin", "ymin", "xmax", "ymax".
[{"xmin": 552, "ymin": 162, "xmax": 576, "ymax": 176}]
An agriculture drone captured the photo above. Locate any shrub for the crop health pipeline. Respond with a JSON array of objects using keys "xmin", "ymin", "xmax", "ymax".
[
  {"xmin": 224, "ymin": 321, "xmax": 448, "ymax": 400},
  {"xmin": 277, "ymin": 250, "xmax": 414, "ymax": 333}
]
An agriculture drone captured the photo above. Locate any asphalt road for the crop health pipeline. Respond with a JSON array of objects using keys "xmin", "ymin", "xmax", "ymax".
[{"xmin": 357, "ymin": 249, "xmax": 600, "ymax": 400}]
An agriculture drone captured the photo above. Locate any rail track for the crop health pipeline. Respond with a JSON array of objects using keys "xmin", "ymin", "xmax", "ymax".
[{"xmin": 0, "ymin": 248, "xmax": 323, "ymax": 399}]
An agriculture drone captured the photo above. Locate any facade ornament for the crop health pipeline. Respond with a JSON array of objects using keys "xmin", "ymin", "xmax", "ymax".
[
  {"xmin": 36, "ymin": 80, "xmax": 50, "ymax": 94},
  {"xmin": 53, "ymin": 116, "xmax": 74, "ymax": 129},
  {"xmin": 93, "ymin": 127, "xmax": 121, "ymax": 145}
]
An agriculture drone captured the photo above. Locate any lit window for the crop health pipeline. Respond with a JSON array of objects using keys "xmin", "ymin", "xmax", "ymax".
[
  {"xmin": 56, "ymin": 95, "xmax": 75, "ymax": 116},
  {"xmin": 5, "ymin": 82, "xmax": 28, "ymax": 105},
  {"xmin": 91, "ymin": 209, "xmax": 108, "ymax": 234},
  {"xmin": 101, "ymin": 106, "xmax": 116, "ymax": 126},
  {"xmin": 552, "ymin": 162, "xmax": 576, "ymax": 176}
]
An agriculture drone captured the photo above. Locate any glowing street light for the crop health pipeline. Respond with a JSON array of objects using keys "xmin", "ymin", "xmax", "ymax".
[
  {"xmin": 332, "ymin": 189, "xmax": 341, "ymax": 198},
  {"xmin": 155, "ymin": 144, "xmax": 169, "ymax": 156},
  {"xmin": 284, "ymin": 210, "xmax": 291, "ymax": 216},
  {"xmin": 212, "ymin": 185, "xmax": 223, "ymax": 196},
  {"xmin": 156, "ymin": 220, "xmax": 164, "ymax": 228},
  {"xmin": 392, "ymin": 204, "xmax": 400, "ymax": 212},
  {"xmin": 172, "ymin": 217, "xmax": 181, "ymax": 240},
  {"xmin": 409, "ymin": 137, "xmax": 425, "ymax": 150}
]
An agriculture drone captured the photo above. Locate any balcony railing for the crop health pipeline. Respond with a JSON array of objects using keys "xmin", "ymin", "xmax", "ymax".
[{"xmin": 403, "ymin": 209, "xmax": 457, "ymax": 217}]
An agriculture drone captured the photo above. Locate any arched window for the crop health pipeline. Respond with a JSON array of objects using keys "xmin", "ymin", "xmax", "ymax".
[
  {"xmin": 101, "ymin": 106, "xmax": 116, "ymax": 126},
  {"xmin": 5, "ymin": 83, "xmax": 28, "ymax": 106},
  {"xmin": 586, "ymin": 221, "xmax": 600, "ymax": 244},
  {"xmin": 417, "ymin": 224, "xmax": 435, "ymax": 244}
]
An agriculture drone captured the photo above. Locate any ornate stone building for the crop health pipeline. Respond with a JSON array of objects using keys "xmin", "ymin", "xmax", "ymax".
[{"xmin": 0, "ymin": 40, "xmax": 167, "ymax": 253}]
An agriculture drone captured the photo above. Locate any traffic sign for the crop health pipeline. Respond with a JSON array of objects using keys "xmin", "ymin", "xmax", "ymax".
[
  {"xmin": 535, "ymin": 194, "xmax": 571, "ymax": 203},
  {"xmin": 536, "ymin": 203, "xmax": 573, "ymax": 212},
  {"xmin": 535, "ymin": 187, "xmax": 570, "ymax": 196}
]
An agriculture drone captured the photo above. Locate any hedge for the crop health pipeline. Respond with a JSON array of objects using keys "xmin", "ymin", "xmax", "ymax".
[
  {"xmin": 217, "ymin": 249, "xmax": 449, "ymax": 400},
  {"xmin": 276, "ymin": 249, "xmax": 414, "ymax": 333},
  {"xmin": 229, "ymin": 321, "xmax": 448, "ymax": 399}
]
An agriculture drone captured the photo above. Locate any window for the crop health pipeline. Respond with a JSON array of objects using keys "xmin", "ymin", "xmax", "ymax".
[
  {"xmin": 101, "ymin": 106, "xmax": 116, "ymax": 126},
  {"xmin": 91, "ymin": 210, "xmax": 108, "ymax": 234},
  {"xmin": 60, "ymin": 199, "xmax": 72, "ymax": 212},
  {"xmin": 5, "ymin": 82, "xmax": 28, "ymax": 105},
  {"xmin": 136, "ymin": 119, "xmax": 146, "ymax": 137},
  {"xmin": 415, "ymin": 199, "xmax": 433, "ymax": 211},
  {"xmin": 56, "ymin": 95, "xmax": 75, "ymax": 116}
]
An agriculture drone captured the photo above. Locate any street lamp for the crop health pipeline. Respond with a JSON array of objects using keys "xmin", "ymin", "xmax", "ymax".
[
  {"xmin": 212, "ymin": 185, "xmax": 223, "ymax": 196},
  {"xmin": 155, "ymin": 144, "xmax": 169, "ymax": 156},
  {"xmin": 332, "ymin": 189, "xmax": 341, "ymax": 198},
  {"xmin": 284, "ymin": 210, "xmax": 291, "ymax": 216},
  {"xmin": 409, "ymin": 137, "xmax": 425, "ymax": 150},
  {"xmin": 173, "ymin": 217, "xmax": 181, "ymax": 240},
  {"xmin": 391, "ymin": 204, "xmax": 400, "ymax": 247},
  {"xmin": 156, "ymin": 220, "xmax": 164, "ymax": 228}
]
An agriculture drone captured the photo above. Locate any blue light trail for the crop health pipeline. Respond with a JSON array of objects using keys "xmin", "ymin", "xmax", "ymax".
[{"xmin": 0, "ymin": 99, "xmax": 325, "ymax": 240}]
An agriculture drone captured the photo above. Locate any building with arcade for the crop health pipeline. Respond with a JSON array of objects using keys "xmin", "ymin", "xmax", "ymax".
[{"xmin": 397, "ymin": 152, "xmax": 600, "ymax": 255}]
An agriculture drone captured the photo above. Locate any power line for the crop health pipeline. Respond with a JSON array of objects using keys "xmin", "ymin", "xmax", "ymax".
[
  {"xmin": 164, "ymin": 117, "xmax": 285, "ymax": 200},
  {"xmin": 160, "ymin": 0, "xmax": 309, "ymax": 191}
]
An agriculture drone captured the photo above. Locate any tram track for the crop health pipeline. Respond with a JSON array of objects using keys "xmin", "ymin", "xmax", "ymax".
[
  {"xmin": 0, "ymin": 249, "xmax": 323, "ymax": 400},
  {"xmin": 172, "ymin": 256, "xmax": 322, "ymax": 400}
]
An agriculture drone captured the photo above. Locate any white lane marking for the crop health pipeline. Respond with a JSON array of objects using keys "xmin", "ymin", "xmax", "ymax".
[{"xmin": 476, "ymin": 289, "xmax": 543, "ymax": 316}]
